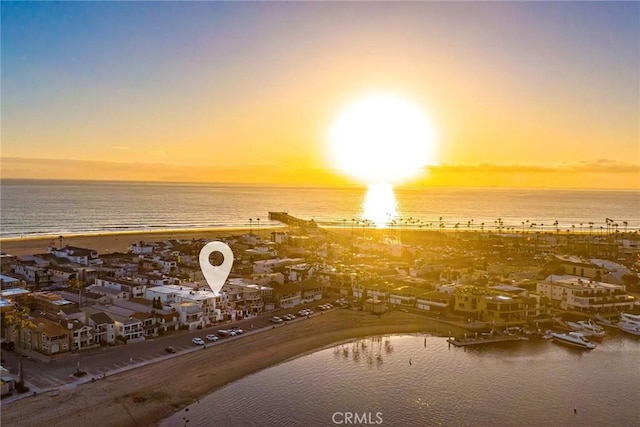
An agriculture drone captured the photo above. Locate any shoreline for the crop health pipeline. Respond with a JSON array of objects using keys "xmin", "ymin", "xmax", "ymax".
[
  {"xmin": 0, "ymin": 227, "xmax": 284, "ymax": 256},
  {"xmin": 1, "ymin": 310, "xmax": 460, "ymax": 426}
]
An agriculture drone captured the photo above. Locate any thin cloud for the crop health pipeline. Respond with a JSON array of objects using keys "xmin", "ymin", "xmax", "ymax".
[{"xmin": 429, "ymin": 160, "xmax": 640, "ymax": 174}]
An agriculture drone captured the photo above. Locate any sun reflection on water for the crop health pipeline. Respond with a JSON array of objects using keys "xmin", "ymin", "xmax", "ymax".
[{"xmin": 362, "ymin": 183, "xmax": 399, "ymax": 227}]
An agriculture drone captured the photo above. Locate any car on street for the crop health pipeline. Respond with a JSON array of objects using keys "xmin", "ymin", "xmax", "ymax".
[
  {"xmin": 230, "ymin": 327, "xmax": 244, "ymax": 334},
  {"xmin": 165, "ymin": 346, "xmax": 177, "ymax": 353},
  {"xmin": 218, "ymin": 329, "xmax": 237, "ymax": 337},
  {"xmin": 192, "ymin": 337, "xmax": 205, "ymax": 345},
  {"xmin": 206, "ymin": 334, "xmax": 219, "ymax": 341},
  {"xmin": 270, "ymin": 316, "xmax": 284, "ymax": 324}
]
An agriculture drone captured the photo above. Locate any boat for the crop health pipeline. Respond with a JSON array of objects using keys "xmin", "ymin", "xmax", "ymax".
[
  {"xmin": 594, "ymin": 313, "xmax": 619, "ymax": 328},
  {"xmin": 618, "ymin": 313, "xmax": 640, "ymax": 336},
  {"xmin": 550, "ymin": 332, "xmax": 597, "ymax": 349},
  {"xmin": 542, "ymin": 330, "xmax": 554, "ymax": 340},
  {"xmin": 618, "ymin": 322, "xmax": 640, "ymax": 336},
  {"xmin": 566, "ymin": 319, "xmax": 606, "ymax": 338},
  {"xmin": 619, "ymin": 312, "xmax": 640, "ymax": 324}
]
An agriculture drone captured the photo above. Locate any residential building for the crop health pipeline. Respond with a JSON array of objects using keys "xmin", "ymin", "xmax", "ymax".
[
  {"xmin": 88, "ymin": 312, "xmax": 116, "ymax": 345},
  {"xmin": 536, "ymin": 274, "xmax": 634, "ymax": 313},
  {"xmin": 95, "ymin": 277, "xmax": 146, "ymax": 298},
  {"xmin": 48, "ymin": 246, "xmax": 99, "ymax": 266},
  {"xmin": 113, "ymin": 316, "xmax": 145, "ymax": 343}
]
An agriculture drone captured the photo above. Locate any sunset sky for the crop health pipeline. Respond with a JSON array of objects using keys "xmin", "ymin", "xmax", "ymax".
[{"xmin": 2, "ymin": 2, "xmax": 639, "ymax": 189}]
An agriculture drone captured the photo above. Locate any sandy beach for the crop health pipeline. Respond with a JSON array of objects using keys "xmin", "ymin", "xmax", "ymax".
[
  {"xmin": 0, "ymin": 228, "xmax": 281, "ymax": 256},
  {"xmin": 1, "ymin": 309, "xmax": 457, "ymax": 426}
]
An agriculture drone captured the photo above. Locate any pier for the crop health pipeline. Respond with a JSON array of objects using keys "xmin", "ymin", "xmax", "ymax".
[{"xmin": 268, "ymin": 212, "xmax": 317, "ymax": 228}]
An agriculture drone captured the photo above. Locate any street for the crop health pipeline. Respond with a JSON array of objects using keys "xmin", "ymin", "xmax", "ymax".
[{"xmin": 1, "ymin": 302, "xmax": 337, "ymax": 392}]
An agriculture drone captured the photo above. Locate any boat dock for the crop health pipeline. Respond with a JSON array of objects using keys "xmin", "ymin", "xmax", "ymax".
[
  {"xmin": 268, "ymin": 212, "xmax": 317, "ymax": 228},
  {"xmin": 447, "ymin": 334, "xmax": 527, "ymax": 347}
]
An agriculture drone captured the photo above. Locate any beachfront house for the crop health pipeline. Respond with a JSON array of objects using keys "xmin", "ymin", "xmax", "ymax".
[
  {"xmin": 113, "ymin": 316, "xmax": 145, "ymax": 343},
  {"xmin": 300, "ymin": 278, "xmax": 323, "ymax": 303},
  {"xmin": 173, "ymin": 301, "xmax": 204, "ymax": 329},
  {"xmin": 416, "ymin": 291, "xmax": 451, "ymax": 312},
  {"xmin": 129, "ymin": 242, "xmax": 156, "ymax": 255},
  {"xmin": 389, "ymin": 285, "xmax": 423, "ymax": 307},
  {"xmin": 48, "ymin": 245, "xmax": 100, "ymax": 266},
  {"xmin": 31, "ymin": 316, "xmax": 71, "ymax": 355},
  {"xmin": 452, "ymin": 286, "xmax": 529, "ymax": 325},
  {"xmin": 145, "ymin": 284, "xmax": 226, "ymax": 324},
  {"xmin": 88, "ymin": 312, "xmax": 116, "ymax": 345},
  {"xmin": 272, "ymin": 283, "xmax": 302, "ymax": 308},
  {"xmin": 536, "ymin": 274, "xmax": 634, "ymax": 314},
  {"xmin": 67, "ymin": 320, "xmax": 96, "ymax": 351},
  {"xmin": 131, "ymin": 312, "xmax": 158, "ymax": 337}
]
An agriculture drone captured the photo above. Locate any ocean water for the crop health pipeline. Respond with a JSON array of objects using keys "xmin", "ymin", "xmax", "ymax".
[
  {"xmin": 0, "ymin": 179, "xmax": 638, "ymax": 238},
  {"xmin": 160, "ymin": 333, "xmax": 640, "ymax": 427}
]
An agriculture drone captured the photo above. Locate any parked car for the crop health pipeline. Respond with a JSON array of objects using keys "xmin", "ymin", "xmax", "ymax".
[
  {"xmin": 192, "ymin": 337, "xmax": 205, "ymax": 345},
  {"xmin": 206, "ymin": 334, "xmax": 219, "ymax": 342},
  {"xmin": 230, "ymin": 327, "xmax": 243, "ymax": 334},
  {"xmin": 165, "ymin": 346, "xmax": 177, "ymax": 353},
  {"xmin": 218, "ymin": 329, "xmax": 237, "ymax": 337},
  {"xmin": 270, "ymin": 316, "xmax": 283, "ymax": 324}
]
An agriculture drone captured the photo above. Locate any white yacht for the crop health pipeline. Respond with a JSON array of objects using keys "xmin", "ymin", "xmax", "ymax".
[
  {"xmin": 618, "ymin": 313, "xmax": 640, "ymax": 336},
  {"xmin": 550, "ymin": 332, "xmax": 597, "ymax": 349},
  {"xmin": 566, "ymin": 319, "xmax": 606, "ymax": 338},
  {"xmin": 619, "ymin": 312, "xmax": 640, "ymax": 324}
]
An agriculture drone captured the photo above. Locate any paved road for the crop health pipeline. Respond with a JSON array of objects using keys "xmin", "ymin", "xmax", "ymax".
[{"xmin": 1, "ymin": 301, "xmax": 337, "ymax": 392}]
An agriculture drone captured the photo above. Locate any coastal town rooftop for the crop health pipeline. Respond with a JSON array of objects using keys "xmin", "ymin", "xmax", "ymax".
[
  {"xmin": 146, "ymin": 284, "xmax": 218, "ymax": 301},
  {"xmin": 544, "ymin": 274, "xmax": 625, "ymax": 290},
  {"xmin": 1, "ymin": 287, "xmax": 30, "ymax": 298}
]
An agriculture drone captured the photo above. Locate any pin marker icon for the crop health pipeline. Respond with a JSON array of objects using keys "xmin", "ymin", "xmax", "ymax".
[{"xmin": 199, "ymin": 241, "xmax": 234, "ymax": 295}]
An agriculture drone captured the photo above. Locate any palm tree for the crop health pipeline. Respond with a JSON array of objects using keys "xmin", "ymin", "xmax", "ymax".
[
  {"xmin": 249, "ymin": 218, "xmax": 253, "ymax": 234},
  {"xmin": 4, "ymin": 307, "xmax": 36, "ymax": 388},
  {"xmin": 623, "ymin": 221, "xmax": 628, "ymax": 233}
]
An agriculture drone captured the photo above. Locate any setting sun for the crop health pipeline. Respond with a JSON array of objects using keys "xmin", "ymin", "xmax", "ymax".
[{"xmin": 328, "ymin": 93, "xmax": 437, "ymax": 185}]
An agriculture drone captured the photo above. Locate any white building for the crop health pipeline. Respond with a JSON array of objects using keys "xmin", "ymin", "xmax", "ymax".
[
  {"xmin": 536, "ymin": 274, "xmax": 634, "ymax": 314},
  {"xmin": 95, "ymin": 277, "xmax": 146, "ymax": 298},
  {"xmin": 145, "ymin": 284, "xmax": 226, "ymax": 325}
]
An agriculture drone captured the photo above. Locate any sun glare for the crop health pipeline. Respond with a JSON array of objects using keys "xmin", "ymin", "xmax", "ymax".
[
  {"xmin": 328, "ymin": 93, "xmax": 436, "ymax": 185},
  {"xmin": 362, "ymin": 183, "xmax": 398, "ymax": 228}
]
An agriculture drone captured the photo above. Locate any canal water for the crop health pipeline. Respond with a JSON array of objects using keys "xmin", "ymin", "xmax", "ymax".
[{"xmin": 160, "ymin": 333, "xmax": 639, "ymax": 426}]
